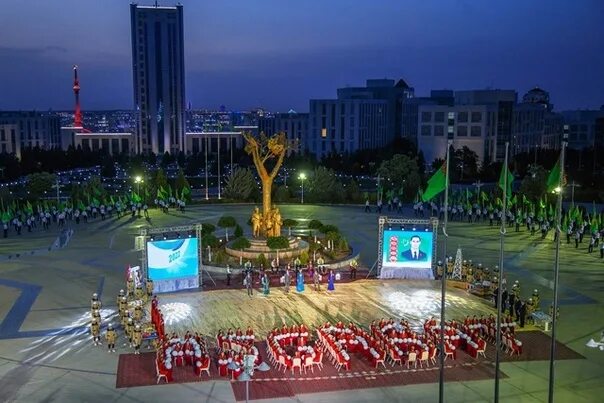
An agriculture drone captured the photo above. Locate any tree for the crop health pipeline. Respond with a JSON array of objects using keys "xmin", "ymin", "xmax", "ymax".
[
  {"xmin": 345, "ymin": 179, "xmax": 363, "ymax": 203},
  {"xmin": 377, "ymin": 154, "xmax": 421, "ymax": 202},
  {"xmin": 152, "ymin": 168, "xmax": 169, "ymax": 199},
  {"xmin": 223, "ymin": 167, "xmax": 256, "ymax": 201},
  {"xmin": 282, "ymin": 218, "xmax": 298, "ymax": 236},
  {"xmin": 306, "ymin": 166, "xmax": 345, "ymax": 203},
  {"xmin": 231, "ymin": 236, "xmax": 251, "ymax": 250},
  {"xmin": 100, "ymin": 156, "xmax": 116, "ymax": 178},
  {"xmin": 217, "ymin": 216, "xmax": 237, "ymax": 242},
  {"xmin": 273, "ymin": 185, "xmax": 291, "ymax": 202},
  {"xmin": 451, "ymin": 146, "xmax": 479, "ymax": 182},
  {"xmin": 27, "ymin": 172, "xmax": 56, "ymax": 199},
  {"xmin": 174, "ymin": 168, "xmax": 190, "ymax": 195},
  {"xmin": 519, "ymin": 164, "xmax": 548, "ymax": 201}
]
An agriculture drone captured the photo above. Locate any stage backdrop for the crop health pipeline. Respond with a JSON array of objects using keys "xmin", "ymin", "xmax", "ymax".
[
  {"xmin": 147, "ymin": 238, "xmax": 199, "ymax": 292},
  {"xmin": 380, "ymin": 230, "xmax": 435, "ymax": 280}
]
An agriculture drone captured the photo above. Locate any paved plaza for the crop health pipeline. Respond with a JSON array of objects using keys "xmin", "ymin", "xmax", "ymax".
[{"xmin": 0, "ymin": 204, "xmax": 602, "ymax": 402}]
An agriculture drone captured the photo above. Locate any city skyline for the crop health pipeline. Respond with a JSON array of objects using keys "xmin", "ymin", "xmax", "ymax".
[{"xmin": 0, "ymin": 0, "xmax": 603, "ymax": 112}]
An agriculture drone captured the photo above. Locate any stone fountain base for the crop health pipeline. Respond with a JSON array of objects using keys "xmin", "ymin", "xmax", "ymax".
[{"xmin": 225, "ymin": 237, "xmax": 309, "ymax": 260}]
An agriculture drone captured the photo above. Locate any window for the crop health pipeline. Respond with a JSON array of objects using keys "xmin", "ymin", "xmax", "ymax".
[
  {"xmin": 471, "ymin": 126, "xmax": 482, "ymax": 137},
  {"xmin": 421, "ymin": 125, "xmax": 431, "ymax": 136},
  {"xmin": 421, "ymin": 112, "xmax": 432, "ymax": 122},
  {"xmin": 434, "ymin": 125, "xmax": 444, "ymax": 136},
  {"xmin": 471, "ymin": 112, "xmax": 482, "ymax": 123},
  {"xmin": 457, "ymin": 126, "xmax": 468, "ymax": 136},
  {"xmin": 434, "ymin": 112, "xmax": 445, "ymax": 122},
  {"xmin": 458, "ymin": 112, "xmax": 468, "ymax": 122},
  {"xmin": 321, "ymin": 128, "xmax": 327, "ymax": 138}
]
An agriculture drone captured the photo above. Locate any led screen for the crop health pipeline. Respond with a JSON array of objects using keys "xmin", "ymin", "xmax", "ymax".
[
  {"xmin": 381, "ymin": 230, "xmax": 434, "ymax": 270},
  {"xmin": 147, "ymin": 238, "xmax": 199, "ymax": 280}
]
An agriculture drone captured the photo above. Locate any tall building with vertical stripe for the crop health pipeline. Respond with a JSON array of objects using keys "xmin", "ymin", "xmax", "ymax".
[{"xmin": 130, "ymin": 3, "xmax": 185, "ymax": 155}]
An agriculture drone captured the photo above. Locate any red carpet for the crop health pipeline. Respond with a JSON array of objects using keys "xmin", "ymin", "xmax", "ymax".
[{"xmin": 115, "ymin": 331, "xmax": 583, "ymax": 401}]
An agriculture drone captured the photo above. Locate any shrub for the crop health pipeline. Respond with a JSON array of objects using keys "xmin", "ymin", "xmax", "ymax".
[
  {"xmin": 234, "ymin": 224, "xmax": 243, "ymax": 238},
  {"xmin": 308, "ymin": 219, "xmax": 323, "ymax": 230},
  {"xmin": 299, "ymin": 250, "xmax": 309, "ymax": 265},
  {"xmin": 217, "ymin": 216, "xmax": 237, "ymax": 228},
  {"xmin": 266, "ymin": 236, "xmax": 289, "ymax": 250},
  {"xmin": 214, "ymin": 249, "xmax": 228, "ymax": 265},
  {"xmin": 201, "ymin": 223, "xmax": 216, "ymax": 235},
  {"xmin": 256, "ymin": 253, "xmax": 268, "ymax": 268},
  {"xmin": 202, "ymin": 233, "xmax": 219, "ymax": 248},
  {"xmin": 319, "ymin": 224, "xmax": 339, "ymax": 234},
  {"xmin": 231, "ymin": 236, "xmax": 251, "ymax": 250}
]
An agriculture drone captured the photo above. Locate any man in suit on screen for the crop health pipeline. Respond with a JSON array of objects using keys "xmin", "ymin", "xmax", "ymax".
[{"xmin": 400, "ymin": 235, "xmax": 427, "ymax": 261}]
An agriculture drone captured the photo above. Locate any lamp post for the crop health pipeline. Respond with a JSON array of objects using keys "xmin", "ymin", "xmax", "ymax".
[
  {"xmin": 228, "ymin": 356, "xmax": 270, "ymax": 403},
  {"xmin": 299, "ymin": 173, "xmax": 306, "ymax": 204},
  {"xmin": 134, "ymin": 176, "xmax": 143, "ymax": 195}
]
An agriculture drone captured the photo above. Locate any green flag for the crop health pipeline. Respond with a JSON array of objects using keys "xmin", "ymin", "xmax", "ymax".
[
  {"xmin": 547, "ymin": 158, "xmax": 562, "ymax": 193},
  {"xmin": 421, "ymin": 163, "xmax": 447, "ymax": 202},
  {"xmin": 498, "ymin": 163, "xmax": 514, "ymax": 197}
]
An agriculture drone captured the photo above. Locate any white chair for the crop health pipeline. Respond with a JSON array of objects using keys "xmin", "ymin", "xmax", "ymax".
[
  {"xmin": 389, "ymin": 349, "xmax": 402, "ymax": 366},
  {"xmin": 156, "ymin": 361, "xmax": 168, "ymax": 384},
  {"xmin": 429, "ymin": 348, "xmax": 438, "ymax": 365},
  {"xmin": 477, "ymin": 341, "xmax": 486, "ymax": 358},
  {"xmin": 278, "ymin": 355, "xmax": 287, "ymax": 372},
  {"xmin": 198, "ymin": 360, "xmax": 211, "ymax": 377},
  {"xmin": 375, "ymin": 353, "xmax": 386, "ymax": 369},
  {"xmin": 418, "ymin": 350, "xmax": 429, "ymax": 368},
  {"xmin": 313, "ymin": 351, "xmax": 324, "ymax": 371},
  {"xmin": 407, "ymin": 352, "xmax": 417, "ymax": 368},
  {"xmin": 445, "ymin": 348, "xmax": 455, "ymax": 360},
  {"xmin": 303, "ymin": 356, "xmax": 314, "ymax": 373},
  {"xmin": 291, "ymin": 357, "xmax": 302, "ymax": 374}
]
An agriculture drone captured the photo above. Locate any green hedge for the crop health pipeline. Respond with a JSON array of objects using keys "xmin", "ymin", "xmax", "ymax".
[{"xmin": 266, "ymin": 236, "xmax": 290, "ymax": 249}]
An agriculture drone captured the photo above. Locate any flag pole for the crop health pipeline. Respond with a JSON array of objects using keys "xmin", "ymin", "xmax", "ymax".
[
  {"xmin": 494, "ymin": 141, "xmax": 509, "ymax": 402},
  {"xmin": 548, "ymin": 129, "xmax": 567, "ymax": 402},
  {"xmin": 438, "ymin": 139, "xmax": 452, "ymax": 403}
]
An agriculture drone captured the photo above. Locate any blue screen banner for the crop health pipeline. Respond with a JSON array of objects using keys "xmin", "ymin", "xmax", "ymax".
[
  {"xmin": 380, "ymin": 230, "xmax": 434, "ymax": 279},
  {"xmin": 147, "ymin": 238, "xmax": 199, "ymax": 281}
]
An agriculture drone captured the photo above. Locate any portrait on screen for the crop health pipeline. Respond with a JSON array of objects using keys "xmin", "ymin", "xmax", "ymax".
[{"xmin": 381, "ymin": 230, "xmax": 433, "ymax": 270}]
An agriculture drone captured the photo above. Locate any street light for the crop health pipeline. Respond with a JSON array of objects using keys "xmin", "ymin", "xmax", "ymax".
[
  {"xmin": 299, "ymin": 173, "xmax": 306, "ymax": 203},
  {"xmin": 228, "ymin": 356, "xmax": 270, "ymax": 403},
  {"xmin": 134, "ymin": 176, "xmax": 143, "ymax": 194}
]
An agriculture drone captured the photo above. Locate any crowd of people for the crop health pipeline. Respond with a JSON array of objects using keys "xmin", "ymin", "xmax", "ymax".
[
  {"xmin": 236, "ymin": 259, "xmax": 338, "ymax": 297},
  {"xmin": 2, "ymin": 196, "xmax": 188, "ymax": 239}
]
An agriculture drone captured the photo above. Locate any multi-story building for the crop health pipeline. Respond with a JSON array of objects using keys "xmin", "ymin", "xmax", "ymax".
[
  {"xmin": 131, "ymin": 3, "xmax": 186, "ymax": 155},
  {"xmin": 454, "ymin": 90, "xmax": 517, "ymax": 162},
  {"xmin": 0, "ymin": 111, "xmax": 61, "ymax": 151},
  {"xmin": 307, "ymin": 79, "xmax": 412, "ymax": 159},
  {"xmin": 401, "ymin": 90, "xmax": 454, "ymax": 144},
  {"xmin": 560, "ymin": 109, "xmax": 604, "ymax": 150},
  {"xmin": 417, "ymin": 104, "xmax": 491, "ymax": 166},
  {"xmin": 258, "ymin": 111, "xmax": 308, "ymax": 154},
  {"xmin": 512, "ymin": 87, "xmax": 563, "ymax": 155},
  {"xmin": 0, "ymin": 123, "xmax": 20, "ymax": 157}
]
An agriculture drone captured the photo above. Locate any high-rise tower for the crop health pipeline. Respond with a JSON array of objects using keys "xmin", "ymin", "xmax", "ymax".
[
  {"xmin": 130, "ymin": 3, "xmax": 186, "ymax": 155},
  {"xmin": 73, "ymin": 65, "xmax": 83, "ymax": 128}
]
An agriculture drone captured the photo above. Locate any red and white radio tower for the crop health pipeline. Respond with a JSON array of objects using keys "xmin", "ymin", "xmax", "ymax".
[{"xmin": 73, "ymin": 65, "xmax": 83, "ymax": 128}]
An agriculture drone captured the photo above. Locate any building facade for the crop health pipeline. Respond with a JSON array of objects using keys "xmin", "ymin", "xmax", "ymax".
[
  {"xmin": 0, "ymin": 111, "xmax": 61, "ymax": 151},
  {"xmin": 306, "ymin": 79, "xmax": 412, "ymax": 159},
  {"xmin": 560, "ymin": 109, "xmax": 604, "ymax": 150},
  {"xmin": 258, "ymin": 111, "xmax": 308, "ymax": 154},
  {"xmin": 0, "ymin": 123, "xmax": 20, "ymax": 157},
  {"xmin": 131, "ymin": 4, "xmax": 186, "ymax": 155},
  {"xmin": 417, "ymin": 104, "xmax": 491, "ymax": 167}
]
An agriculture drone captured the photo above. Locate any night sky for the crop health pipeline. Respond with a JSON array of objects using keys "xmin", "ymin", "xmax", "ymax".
[{"xmin": 0, "ymin": 0, "xmax": 602, "ymax": 112}]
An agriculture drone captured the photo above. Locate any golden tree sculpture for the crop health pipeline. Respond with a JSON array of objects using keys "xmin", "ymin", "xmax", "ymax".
[{"xmin": 242, "ymin": 131, "xmax": 287, "ymax": 238}]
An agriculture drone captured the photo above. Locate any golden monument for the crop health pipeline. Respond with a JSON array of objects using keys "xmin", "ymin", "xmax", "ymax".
[{"xmin": 242, "ymin": 132, "xmax": 287, "ymax": 238}]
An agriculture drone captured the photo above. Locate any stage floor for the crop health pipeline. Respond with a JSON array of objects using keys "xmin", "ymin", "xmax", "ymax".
[{"xmin": 155, "ymin": 279, "xmax": 495, "ymax": 338}]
